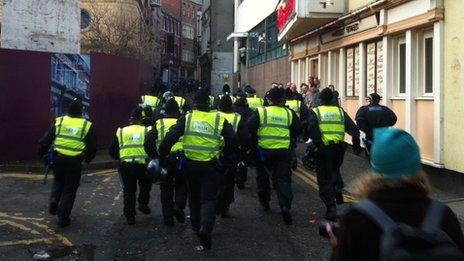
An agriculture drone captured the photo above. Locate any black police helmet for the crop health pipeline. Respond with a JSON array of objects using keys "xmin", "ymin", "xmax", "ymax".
[
  {"xmin": 68, "ymin": 98, "xmax": 83, "ymax": 116},
  {"xmin": 319, "ymin": 88, "xmax": 334, "ymax": 104},
  {"xmin": 222, "ymin": 84, "xmax": 231, "ymax": 94},
  {"xmin": 194, "ymin": 90, "xmax": 210, "ymax": 107}
]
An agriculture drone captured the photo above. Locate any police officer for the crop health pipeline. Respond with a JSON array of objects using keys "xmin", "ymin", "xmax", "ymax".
[
  {"xmin": 153, "ymin": 99, "xmax": 188, "ymax": 226},
  {"xmin": 233, "ymin": 92, "xmax": 255, "ymax": 189},
  {"xmin": 244, "ymin": 85, "xmax": 264, "ymax": 110},
  {"xmin": 108, "ymin": 107, "xmax": 157, "ymax": 225},
  {"xmin": 216, "ymin": 95, "xmax": 251, "ymax": 217},
  {"xmin": 141, "ymin": 85, "xmax": 160, "ymax": 112},
  {"xmin": 39, "ymin": 99, "xmax": 97, "ymax": 227},
  {"xmin": 307, "ymin": 88, "xmax": 361, "ymax": 220},
  {"xmin": 217, "ymin": 84, "xmax": 236, "ymax": 106},
  {"xmin": 355, "ymin": 93, "xmax": 397, "ymax": 153},
  {"xmin": 159, "ymin": 90, "xmax": 238, "ymax": 250},
  {"xmin": 171, "ymin": 85, "xmax": 191, "ymax": 114},
  {"xmin": 247, "ymin": 88, "xmax": 301, "ymax": 224}
]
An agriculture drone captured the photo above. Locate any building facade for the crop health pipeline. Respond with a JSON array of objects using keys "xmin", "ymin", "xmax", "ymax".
[
  {"xmin": 282, "ymin": 0, "xmax": 464, "ymax": 174},
  {"xmin": 229, "ymin": 0, "xmax": 291, "ymax": 95},
  {"xmin": 199, "ymin": 0, "xmax": 234, "ymax": 95},
  {"xmin": 180, "ymin": 0, "xmax": 202, "ymax": 80}
]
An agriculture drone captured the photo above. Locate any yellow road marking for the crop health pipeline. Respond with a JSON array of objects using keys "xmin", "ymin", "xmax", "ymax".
[
  {"xmin": 0, "ymin": 212, "xmax": 73, "ymax": 247},
  {"xmin": 294, "ymin": 167, "xmax": 357, "ymax": 203},
  {"xmin": 0, "ymin": 169, "xmax": 117, "ymax": 180},
  {"xmin": 0, "ymin": 219, "xmax": 41, "ymax": 235},
  {"xmin": 0, "ymin": 238, "xmax": 52, "ymax": 247}
]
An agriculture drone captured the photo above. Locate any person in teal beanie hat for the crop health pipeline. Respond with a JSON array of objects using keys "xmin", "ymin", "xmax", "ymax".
[
  {"xmin": 370, "ymin": 127, "xmax": 422, "ymax": 178},
  {"xmin": 327, "ymin": 127, "xmax": 464, "ymax": 261}
]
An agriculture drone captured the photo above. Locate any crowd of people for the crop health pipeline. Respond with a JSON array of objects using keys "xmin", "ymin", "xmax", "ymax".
[{"xmin": 38, "ymin": 78, "xmax": 464, "ymax": 257}]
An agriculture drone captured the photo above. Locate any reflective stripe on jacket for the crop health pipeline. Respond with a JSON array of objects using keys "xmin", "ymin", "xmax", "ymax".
[
  {"xmin": 155, "ymin": 118, "xmax": 183, "ymax": 153},
  {"xmin": 54, "ymin": 116, "xmax": 91, "ymax": 156},
  {"xmin": 313, "ymin": 105, "xmax": 345, "ymax": 145},
  {"xmin": 257, "ymin": 106, "xmax": 292, "ymax": 149},
  {"xmin": 183, "ymin": 111, "xmax": 225, "ymax": 161},
  {"xmin": 117, "ymin": 125, "xmax": 150, "ymax": 163}
]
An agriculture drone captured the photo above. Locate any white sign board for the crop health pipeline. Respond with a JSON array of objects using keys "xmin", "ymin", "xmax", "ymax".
[
  {"xmin": 1, "ymin": 0, "xmax": 80, "ymax": 53},
  {"xmin": 322, "ymin": 15, "xmax": 378, "ymax": 44}
]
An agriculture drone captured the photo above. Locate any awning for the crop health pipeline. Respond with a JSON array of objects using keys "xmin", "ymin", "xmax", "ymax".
[{"xmin": 226, "ymin": 32, "xmax": 249, "ymax": 41}]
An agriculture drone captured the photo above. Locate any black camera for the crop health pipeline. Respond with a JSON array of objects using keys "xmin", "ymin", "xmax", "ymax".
[{"xmin": 318, "ymin": 219, "xmax": 340, "ymax": 238}]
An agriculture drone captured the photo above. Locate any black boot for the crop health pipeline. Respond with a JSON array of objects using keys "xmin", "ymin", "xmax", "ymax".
[
  {"xmin": 126, "ymin": 216, "xmax": 135, "ymax": 225},
  {"xmin": 336, "ymin": 194, "xmax": 344, "ymax": 205},
  {"xmin": 49, "ymin": 201, "xmax": 58, "ymax": 216},
  {"xmin": 58, "ymin": 217, "xmax": 70, "ymax": 228},
  {"xmin": 164, "ymin": 216, "xmax": 174, "ymax": 227},
  {"xmin": 174, "ymin": 209, "xmax": 185, "ymax": 223},
  {"xmin": 281, "ymin": 207, "xmax": 292, "ymax": 225},
  {"xmin": 137, "ymin": 204, "xmax": 151, "ymax": 215},
  {"xmin": 198, "ymin": 227, "xmax": 212, "ymax": 250},
  {"xmin": 325, "ymin": 205, "xmax": 337, "ymax": 221}
]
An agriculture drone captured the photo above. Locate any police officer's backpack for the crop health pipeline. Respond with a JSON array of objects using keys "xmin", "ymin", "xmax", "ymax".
[{"xmin": 355, "ymin": 199, "xmax": 464, "ymax": 261}]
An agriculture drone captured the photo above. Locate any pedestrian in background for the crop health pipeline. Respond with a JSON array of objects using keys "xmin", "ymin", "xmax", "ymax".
[
  {"xmin": 39, "ymin": 99, "xmax": 98, "ymax": 227},
  {"xmin": 247, "ymin": 88, "xmax": 301, "ymax": 224},
  {"xmin": 109, "ymin": 107, "xmax": 157, "ymax": 225},
  {"xmin": 327, "ymin": 85, "xmax": 340, "ymax": 106},
  {"xmin": 159, "ymin": 90, "xmax": 239, "ymax": 251},
  {"xmin": 330, "ymin": 128, "xmax": 464, "ymax": 260},
  {"xmin": 355, "ymin": 93, "xmax": 397, "ymax": 153},
  {"xmin": 308, "ymin": 88, "xmax": 361, "ymax": 220}
]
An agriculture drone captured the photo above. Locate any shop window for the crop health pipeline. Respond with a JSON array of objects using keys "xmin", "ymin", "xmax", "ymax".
[
  {"xmin": 345, "ymin": 46, "xmax": 360, "ymax": 97},
  {"xmin": 248, "ymin": 12, "xmax": 287, "ymax": 67},
  {"xmin": 365, "ymin": 40, "xmax": 383, "ymax": 96}
]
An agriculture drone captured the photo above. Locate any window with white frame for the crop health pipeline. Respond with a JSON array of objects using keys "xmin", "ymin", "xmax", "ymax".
[
  {"xmin": 393, "ymin": 36, "xmax": 406, "ymax": 96},
  {"xmin": 419, "ymin": 29, "xmax": 434, "ymax": 95},
  {"xmin": 183, "ymin": 25, "xmax": 195, "ymax": 40}
]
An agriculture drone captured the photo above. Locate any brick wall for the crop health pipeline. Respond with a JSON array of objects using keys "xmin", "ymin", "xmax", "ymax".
[{"xmin": 162, "ymin": 0, "xmax": 181, "ymax": 17}]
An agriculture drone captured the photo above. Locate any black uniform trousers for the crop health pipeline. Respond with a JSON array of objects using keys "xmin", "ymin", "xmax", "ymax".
[
  {"xmin": 50, "ymin": 155, "xmax": 83, "ymax": 220},
  {"xmin": 119, "ymin": 162, "xmax": 152, "ymax": 218},
  {"xmin": 256, "ymin": 152, "xmax": 293, "ymax": 210},
  {"xmin": 235, "ymin": 161, "xmax": 248, "ymax": 185},
  {"xmin": 315, "ymin": 143, "xmax": 346, "ymax": 208},
  {"xmin": 217, "ymin": 163, "xmax": 236, "ymax": 214},
  {"xmin": 160, "ymin": 157, "xmax": 187, "ymax": 219},
  {"xmin": 184, "ymin": 160, "xmax": 220, "ymax": 234}
]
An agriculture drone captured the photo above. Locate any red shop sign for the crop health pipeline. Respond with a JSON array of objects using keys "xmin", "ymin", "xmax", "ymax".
[{"xmin": 277, "ymin": 0, "xmax": 296, "ymax": 31}]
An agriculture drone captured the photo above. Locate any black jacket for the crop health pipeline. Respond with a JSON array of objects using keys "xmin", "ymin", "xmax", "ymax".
[
  {"xmin": 233, "ymin": 103, "xmax": 254, "ymax": 120},
  {"xmin": 158, "ymin": 109, "xmax": 239, "ymax": 161},
  {"xmin": 108, "ymin": 124, "xmax": 158, "ymax": 161},
  {"xmin": 355, "ymin": 104, "xmax": 397, "ymax": 140},
  {"xmin": 307, "ymin": 105, "xmax": 360, "ymax": 149},
  {"xmin": 38, "ymin": 116, "xmax": 98, "ymax": 163},
  {"xmin": 246, "ymin": 105, "xmax": 301, "ymax": 158}
]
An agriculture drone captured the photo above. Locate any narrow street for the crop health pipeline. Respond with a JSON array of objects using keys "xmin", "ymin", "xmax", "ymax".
[{"xmin": 0, "ymin": 166, "xmax": 333, "ymax": 260}]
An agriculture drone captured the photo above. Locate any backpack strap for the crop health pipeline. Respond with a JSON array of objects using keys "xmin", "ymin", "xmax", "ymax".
[
  {"xmin": 354, "ymin": 199, "xmax": 397, "ymax": 232},
  {"xmin": 421, "ymin": 200, "xmax": 445, "ymax": 232}
]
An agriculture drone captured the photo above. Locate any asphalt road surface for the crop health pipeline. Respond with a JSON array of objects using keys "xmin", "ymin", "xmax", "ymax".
[{"xmin": 0, "ymin": 167, "xmax": 336, "ymax": 260}]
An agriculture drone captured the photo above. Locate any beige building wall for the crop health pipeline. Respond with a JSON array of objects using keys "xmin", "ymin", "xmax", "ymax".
[
  {"xmin": 247, "ymin": 56, "xmax": 291, "ymax": 96},
  {"xmin": 443, "ymin": 0, "xmax": 464, "ymax": 173},
  {"xmin": 348, "ymin": 0, "xmax": 372, "ymax": 11}
]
